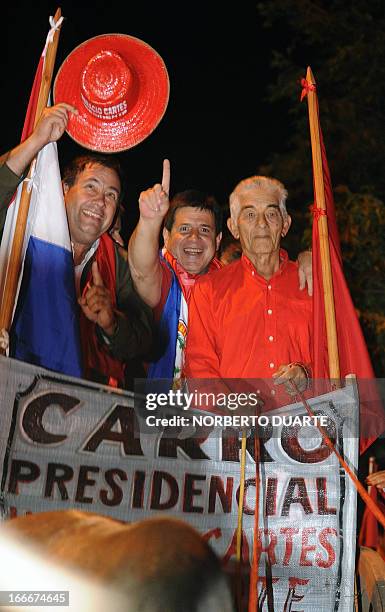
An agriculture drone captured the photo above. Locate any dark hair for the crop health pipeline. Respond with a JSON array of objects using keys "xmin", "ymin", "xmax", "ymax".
[
  {"xmin": 62, "ymin": 154, "xmax": 125, "ymax": 204},
  {"xmin": 164, "ymin": 190, "xmax": 223, "ymax": 236}
]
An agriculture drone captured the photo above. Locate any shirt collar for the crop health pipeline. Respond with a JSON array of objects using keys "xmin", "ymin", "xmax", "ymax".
[
  {"xmin": 73, "ymin": 239, "xmax": 100, "ymax": 296},
  {"xmin": 163, "ymin": 248, "xmax": 222, "ymax": 281},
  {"xmin": 241, "ymin": 249, "xmax": 289, "ymax": 282}
]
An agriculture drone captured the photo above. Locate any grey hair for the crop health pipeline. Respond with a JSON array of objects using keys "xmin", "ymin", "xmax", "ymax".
[{"xmin": 229, "ymin": 175, "xmax": 288, "ymax": 220}]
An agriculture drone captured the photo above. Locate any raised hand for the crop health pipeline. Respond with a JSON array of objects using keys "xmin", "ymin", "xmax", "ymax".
[
  {"xmin": 30, "ymin": 103, "xmax": 78, "ymax": 148},
  {"xmin": 6, "ymin": 103, "xmax": 78, "ymax": 177},
  {"xmin": 138, "ymin": 159, "xmax": 170, "ymax": 221},
  {"xmin": 78, "ymin": 261, "xmax": 117, "ymax": 336}
]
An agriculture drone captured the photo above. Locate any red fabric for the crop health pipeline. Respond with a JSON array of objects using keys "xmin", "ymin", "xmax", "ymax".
[
  {"xmin": 359, "ymin": 485, "xmax": 381, "ymax": 549},
  {"xmin": 6, "ymin": 56, "xmax": 44, "ymax": 209},
  {"xmin": 300, "ymin": 78, "xmax": 316, "ymax": 102},
  {"xmin": 311, "ymin": 107, "xmax": 384, "ymax": 453},
  {"xmin": 154, "ymin": 249, "xmax": 222, "ymax": 320},
  {"xmin": 53, "ymin": 34, "xmax": 169, "ymax": 153},
  {"xmin": 79, "ymin": 234, "xmax": 125, "ymax": 387},
  {"xmin": 184, "ymin": 252, "xmax": 312, "ymax": 409},
  {"xmin": 20, "ymin": 56, "xmax": 44, "ymax": 142}
]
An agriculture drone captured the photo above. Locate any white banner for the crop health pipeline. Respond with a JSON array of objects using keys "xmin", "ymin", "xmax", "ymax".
[{"xmin": 0, "ymin": 356, "xmax": 358, "ymax": 611}]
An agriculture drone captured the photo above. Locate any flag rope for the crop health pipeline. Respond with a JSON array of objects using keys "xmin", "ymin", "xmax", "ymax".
[{"xmin": 292, "ymin": 381, "xmax": 385, "ymax": 529}]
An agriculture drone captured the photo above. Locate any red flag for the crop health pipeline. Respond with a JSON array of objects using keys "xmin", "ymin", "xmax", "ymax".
[
  {"xmin": 21, "ymin": 57, "xmax": 44, "ymax": 142},
  {"xmin": 359, "ymin": 485, "xmax": 382, "ymax": 549},
  {"xmin": 310, "ymin": 96, "xmax": 384, "ymax": 454}
]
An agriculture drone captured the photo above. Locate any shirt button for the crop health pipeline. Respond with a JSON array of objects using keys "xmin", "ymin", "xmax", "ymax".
[
  {"xmin": 268, "ymin": 335, "xmax": 274, "ymax": 342},
  {"xmin": 267, "ymin": 285, "xmax": 272, "ymax": 290},
  {"xmin": 271, "ymin": 389, "xmax": 276, "ymax": 396},
  {"xmin": 252, "ymin": 271, "xmax": 255, "ymax": 276},
  {"xmin": 269, "ymin": 362, "xmax": 275, "ymax": 369},
  {"xmin": 267, "ymin": 309, "xmax": 273, "ymax": 315}
]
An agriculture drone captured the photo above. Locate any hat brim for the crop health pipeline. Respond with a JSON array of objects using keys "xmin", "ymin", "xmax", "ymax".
[{"xmin": 53, "ymin": 34, "xmax": 170, "ymax": 153}]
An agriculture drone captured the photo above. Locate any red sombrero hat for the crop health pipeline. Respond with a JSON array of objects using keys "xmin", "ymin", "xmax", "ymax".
[{"xmin": 53, "ymin": 33, "xmax": 169, "ymax": 153}]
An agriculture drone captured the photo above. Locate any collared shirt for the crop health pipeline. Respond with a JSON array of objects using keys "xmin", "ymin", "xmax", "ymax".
[
  {"xmin": 154, "ymin": 249, "xmax": 222, "ymax": 319},
  {"xmin": 184, "ymin": 251, "xmax": 312, "ymax": 402},
  {"xmin": 73, "ymin": 239, "xmax": 99, "ymax": 297},
  {"xmin": 151, "ymin": 249, "xmax": 222, "ymax": 382}
]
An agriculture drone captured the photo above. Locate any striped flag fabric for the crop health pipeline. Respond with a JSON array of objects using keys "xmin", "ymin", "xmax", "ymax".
[{"xmin": 0, "ymin": 50, "xmax": 82, "ymax": 378}]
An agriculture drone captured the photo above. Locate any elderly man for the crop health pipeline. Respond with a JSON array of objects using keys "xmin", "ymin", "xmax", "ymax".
[
  {"xmin": 184, "ymin": 175, "xmax": 312, "ymax": 403},
  {"xmin": 0, "ymin": 104, "xmax": 153, "ymax": 389},
  {"xmin": 128, "ymin": 162, "xmax": 312, "ymax": 385}
]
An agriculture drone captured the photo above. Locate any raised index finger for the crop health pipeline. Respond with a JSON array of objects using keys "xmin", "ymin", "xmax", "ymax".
[{"xmin": 162, "ymin": 159, "xmax": 171, "ymax": 195}]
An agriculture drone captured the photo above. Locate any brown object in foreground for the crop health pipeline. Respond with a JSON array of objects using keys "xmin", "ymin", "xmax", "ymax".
[
  {"xmin": 3, "ymin": 510, "xmax": 234, "ymax": 612},
  {"xmin": 357, "ymin": 546, "xmax": 385, "ymax": 611}
]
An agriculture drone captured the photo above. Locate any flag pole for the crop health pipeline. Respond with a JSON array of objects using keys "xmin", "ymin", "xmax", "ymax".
[
  {"xmin": 304, "ymin": 66, "xmax": 340, "ymax": 380},
  {"xmin": 0, "ymin": 8, "xmax": 63, "ymax": 343}
]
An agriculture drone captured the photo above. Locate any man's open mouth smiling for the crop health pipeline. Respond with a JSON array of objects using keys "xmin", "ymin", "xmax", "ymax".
[
  {"xmin": 82, "ymin": 208, "xmax": 104, "ymax": 221},
  {"xmin": 184, "ymin": 247, "xmax": 203, "ymax": 255}
]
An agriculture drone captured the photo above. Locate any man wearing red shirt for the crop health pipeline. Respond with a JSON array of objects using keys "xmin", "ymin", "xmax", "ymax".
[
  {"xmin": 128, "ymin": 161, "xmax": 223, "ymax": 382},
  {"xmin": 128, "ymin": 163, "xmax": 312, "ymax": 387},
  {"xmin": 184, "ymin": 175, "xmax": 311, "ymax": 405}
]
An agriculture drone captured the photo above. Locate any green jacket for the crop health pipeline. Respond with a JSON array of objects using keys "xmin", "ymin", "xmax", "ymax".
[{"xmin": 0, "ymin": 159, "xmax": 152, "ymax": 389}]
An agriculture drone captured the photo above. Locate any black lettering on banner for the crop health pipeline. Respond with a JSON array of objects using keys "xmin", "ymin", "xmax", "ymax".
[
  {"xmin": 150, "ymin": 471, "xmax": 179, "ymax": 510},
  {"xmin": 132, "ymin": 470, "xmax": 146, "ymax": 509},
  {"xmin": 266, "ymin": 477, "xmax": 278, "ymax": 516},
  {"xmin": 82, "ymin": 405, "xmax": 144, "ymax": 456},
  {"xmin": 159, "ymin": 429, "xmax": 210, "ymax": 460},
  {"xmin": 248, "ymin": 423, "xmax": 274, "ymax": 462},
  {"xmin": 222, "ymin": 424, "xmax": 274, "ymax": 463},
  {"xmin": 208, "ymin": 476, "xmax": 233, "ymax": 513},
  {"xmin": 8, "ymin": 460, "xmax": 40, "ymax": 493},
  {"xmin": 281, "ymin": 416, "xmax": 336, "ymax": 463},
  {"xmin": 236, "ymin": 478, "xmax": 256, "ymax": 515},
  {"xmin": 44, "ymin": 463, "xmax": 74, "ymax": 500},
  {"xmin": 316, "ymin": 477, "xmax": 337, "ymax": 515},
  {"xmin": 183, "ymin": 473, "xmax": 205, "ymax": 513},
  {"xmin": 100, "ymin": 469, "xmax": 127, "ymax": 506},
  {"xmin": 283, "ymin": 577, "xmax": 309, "ymax": 611},
  {"xmin": 75, "ymin": 465, "xmax": 100, "ymax": 503},
  {"xmin": 281, "ymin": 477, "xmax": 313, "ymax": 516},
  {"xmin": 22, "ymin": 393, "xmax": 81, "ymax": 444}
]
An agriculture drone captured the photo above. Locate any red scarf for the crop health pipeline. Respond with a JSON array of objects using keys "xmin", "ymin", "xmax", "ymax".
[
  {"xmin": 162, "ymin": 249, "xmax": 222, "ymax": 303},
  {"xmin": 79, "ymin": 234, "xmax": 125, "ymax": 388}
]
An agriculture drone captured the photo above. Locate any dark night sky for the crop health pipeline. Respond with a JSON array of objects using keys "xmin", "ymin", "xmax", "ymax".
[{"xmin": 2, "ymin": 2, "xmax": 289, "ymax": 236}]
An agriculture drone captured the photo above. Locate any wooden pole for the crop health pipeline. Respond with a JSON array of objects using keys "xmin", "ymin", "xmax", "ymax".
[
  {"xmin": 236, "ymin": 430, "xmax": 247, "ymax": 562},
  {"xmin": 236, "ymin": 429, "xmax": 247, "ymax": 611},
  {"xmin": 367, "ymin": 456, "xmax": 376, "ymax": 494},
  {"xmin": 0, "ymin": 9, "xmax": 62, "ymax": 340},
  {"xmin": 305, "ymin": 66, "xmax": 340, "ymax": 381}
]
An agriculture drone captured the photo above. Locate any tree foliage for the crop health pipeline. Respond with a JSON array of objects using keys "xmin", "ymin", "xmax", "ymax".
[{"xmin": 257, "ymin": 0, "xmax": 385, "ymax": 375}]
